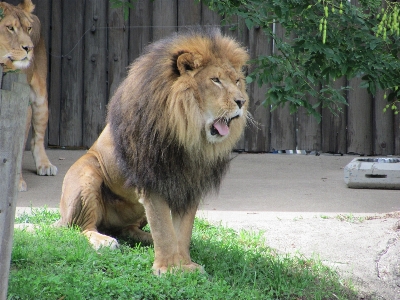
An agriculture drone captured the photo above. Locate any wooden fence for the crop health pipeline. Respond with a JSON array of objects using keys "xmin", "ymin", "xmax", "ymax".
[{"xmin": 11, "ymin": 0, "xmax": 400, "ymax": 155}]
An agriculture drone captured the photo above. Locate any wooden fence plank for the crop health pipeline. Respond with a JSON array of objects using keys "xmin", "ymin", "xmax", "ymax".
[
  {"xmin": 178, "ymin": 0, "xmax": 201, "ymax": 29},
  {"xmin": 152, "ymin": 0, "xmax": 177, "ymax": 41},
  {"xmin": 373, "ymin": 89, "xmax": 394, "ymax": 155},
  {"xmin": 270, "ymin": 25, "xmax": 296, "ymax": 151},
  {"xmin": 129, "ymin": 0, "xmax": 153, "ymax": 64},
  {"xmin": 347, "ymin": 77, "xmax": 373, "ymax": 155},
  {"xmin": 0, "ymin": 71, "xmax": 30, "ymax": 299},
  {"xmin": 297, "ymin": 89, "xmax": 322, "ymax": 151},
  {"xmin": 60, "ymin": 0, "xmax": 85, "ymax": 147},
  {"xmin": 33, "ymin": 0, "xmax": 51, "ymax": 51},
  {"xmin": 201, "ymin": 3, "xmax": 221, "ymax": 27},
  {"xmin": 234, "ymin": 18, "xmax": 249, "ymax": 150},
  {"xmin": 270, "ymin": 108, "xmax": 296, "ymax": 151},
  {"xmin": 108, "ymin": 3, "xmax": 129, "ymax": 99},
  {"xmin": 346, "ymin": 0, "xmax": 373, "ymax": 155},
  {"xmin": 395, "ymin": 114, "xmax": 400, "ymax": 155},
  {"xmin": 321, "ymin": 77, "xmax": 347, "ymax": 154},
  {"xmin": 245, "ymin": 28, "xmax": 271, "ymax": 152},
  {"xmin": 48, "ymin": 0, "xmax": 62, "ymax": 146},
  {"xmin": 82, "ymin": 0, "xmax": 108, "ymax": 148},
  {"xmin": 221, "ymin": 15, "xmax": 238, "ymax": 38}
]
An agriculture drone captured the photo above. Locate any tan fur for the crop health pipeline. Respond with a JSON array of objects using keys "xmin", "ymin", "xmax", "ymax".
[
  {"xmin": 57, "ymin": 29, "xmax": 249, "ymax": 275},
  {"xmin": 0, "ymin": 0, "xmax": 57, "ymax": 191}
]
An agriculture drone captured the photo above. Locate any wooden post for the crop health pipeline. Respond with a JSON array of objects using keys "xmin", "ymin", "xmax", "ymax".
[{"xmin": 0, "ymin": 68, "xmax": 30, "ymax": 299}]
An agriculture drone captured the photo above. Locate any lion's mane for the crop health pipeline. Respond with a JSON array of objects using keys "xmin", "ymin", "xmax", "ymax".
[{"xmin": 107, "ymin": 28, "xmax": 249, "ymax": 213}]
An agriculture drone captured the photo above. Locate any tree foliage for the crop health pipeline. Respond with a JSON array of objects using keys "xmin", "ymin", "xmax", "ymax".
[{"xmin": 201, "ymin": 0, "xmax": 400, "ymax": 120}]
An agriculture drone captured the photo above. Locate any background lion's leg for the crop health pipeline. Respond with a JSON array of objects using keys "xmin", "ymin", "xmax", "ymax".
[
  {"xmin": 141, "ymin": 193, "xmax": 202, "ymax": 275},
  {"xmin": 18, "ymin": 106, "xmax": 32, "ymax": 192},
  {"xmin": 28, "ymin": 38, "xmax": 57, "ymax": 176},
  {"xmin": 29, "ymin": 76, "xmax": 57, "ymax": 176}
]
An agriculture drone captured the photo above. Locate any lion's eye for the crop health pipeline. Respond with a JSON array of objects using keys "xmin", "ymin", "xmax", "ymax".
[
  {"xmin": 6, "ymin": 26, "xmax": 14, "ymax": 31},
  {"xmin": 211, "ymin": 78, "xmax": 221, "ymax": 84}
]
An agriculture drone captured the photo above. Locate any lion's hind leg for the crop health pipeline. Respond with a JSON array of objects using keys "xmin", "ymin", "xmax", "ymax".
[
  {"xmin": 59, "ymin": 153, "xmax": 118, "ymax": 250},
  {"xmin": 120, "ymin": 222, "xmax": 153, "ymax": 246}
]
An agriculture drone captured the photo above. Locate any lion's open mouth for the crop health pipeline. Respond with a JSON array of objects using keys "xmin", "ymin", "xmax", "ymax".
[
  {"xmin": 210, "ymin": 115, "xmax": 239, "ymax": 136},
  {"xmin": 9, "ymin": 56, "xmax": 28, "ymax": 62}
]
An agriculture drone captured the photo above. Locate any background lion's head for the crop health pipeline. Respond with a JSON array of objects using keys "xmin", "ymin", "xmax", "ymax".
[{"xmin": 0, "ymin": 0, "xmax": 40, "ymax": 70}]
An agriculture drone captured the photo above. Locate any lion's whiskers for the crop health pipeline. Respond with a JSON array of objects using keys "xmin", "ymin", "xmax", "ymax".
[
  {"xmin": 216, "ymin": 108, "xmax": 228, "ymax": 122},
  {"xmin": 245, "ymin": 112, "xmax": 261, "ymax": 130}
]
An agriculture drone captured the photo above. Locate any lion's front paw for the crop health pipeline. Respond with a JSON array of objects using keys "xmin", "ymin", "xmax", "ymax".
[
  {"xmin": 84, "ymin": 231, "xmax": 119, "ymax": 250},
  {"xmin": 18, "ymin": 178, "xmax": 27, "ymax": 192},
  {"xmin": 153, "ymin": 260, "xmax": 205, "ymax": 275},
  {"xmin": 36, "ymin": 163, "xmax": 57, "ymax": 176}
]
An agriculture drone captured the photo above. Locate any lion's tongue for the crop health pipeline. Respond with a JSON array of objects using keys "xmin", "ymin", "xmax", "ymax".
[{"xmin": 213, "ymin": 119, "xmax": 229, "ymax": 136}]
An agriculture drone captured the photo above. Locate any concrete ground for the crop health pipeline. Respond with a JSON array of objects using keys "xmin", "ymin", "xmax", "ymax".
[{"xmin": 17, "ymin": 150, "xmax": 400, "ymax": 299}]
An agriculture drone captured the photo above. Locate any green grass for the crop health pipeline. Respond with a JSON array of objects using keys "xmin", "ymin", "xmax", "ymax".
[{"xmin": 9, "ymin": 208, "xmax": 358, "ymax": 300}]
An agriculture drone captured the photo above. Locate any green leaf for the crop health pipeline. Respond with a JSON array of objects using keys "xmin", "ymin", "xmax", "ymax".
[{"xmin": 245, "ymin": 18, "xmax": 254, "ymax": 30}]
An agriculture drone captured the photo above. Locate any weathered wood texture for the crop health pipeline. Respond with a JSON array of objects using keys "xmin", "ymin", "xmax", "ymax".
[
  {"xmin": 48, "ymin": 0, "xmax": 62, "ymax": 146},
  {"xmin": 321, "ymin": 77, "xmax": 347, "ymax": 154},
  {"xmin": 245, "ymin": 27, "xmax": 272, "ymax": 152},
  {"xmin": 347, "ymin": 77, "xmax": 373, "ymax": 155},
  {"xmin": 0, "ymin": 70, "xmax": 30, "ymax": 299},
  {"xmin": 297, "ymin": 87, "xmax": 322, "ymax": 152},
  {"xmin": 83, "ymin": 0, "xmax": 108, "ymax": 148},
  {"xmin": 152, "ymin": 0, "xmax": 177, "ymax": 41},
  {"xmin": 60, "ymin": 0, "xmax": 85, "ymax": 147},
  {"xmin": 374, "ymin": 89, "xmax": 394, "ymax": 155},
  {"xmin": 270, "ymin": 24, "xmax": 296, "ymax": 151},
  {"xmin": 29, "ymin": 0, "xmax": 397, "ymax": 155},
  {"xmin": 108, "ymin": 2, "xmax": 129, "ymax": 99}
]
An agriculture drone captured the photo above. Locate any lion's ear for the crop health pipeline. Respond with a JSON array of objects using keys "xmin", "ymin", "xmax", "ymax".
[
  {"xmin": 18, "ymin": 0, "xmax": 35, "ymax": 14},
  {"xmin": 176, "ymin": 53, "xmax": 203, "ymax": 75}
]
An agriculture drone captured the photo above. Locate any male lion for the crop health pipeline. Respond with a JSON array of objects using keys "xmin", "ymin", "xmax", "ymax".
[
  {"xmin": 0, "ymin": 0, "xmax": 57, "ymax": 191},
  {"xmin": 57, "ymin": 28, "xmax": 249, "ymax": 274}
]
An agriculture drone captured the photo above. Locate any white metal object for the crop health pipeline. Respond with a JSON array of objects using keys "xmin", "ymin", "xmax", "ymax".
[{"xmin": 344, "ymin": 157, "xmax": 400, "ymax": 189}]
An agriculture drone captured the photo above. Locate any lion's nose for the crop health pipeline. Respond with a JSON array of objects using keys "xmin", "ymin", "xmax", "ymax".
[
  {"xmin": 234, "ymin": 99, "xmax": 246, "ymax": 109},
  {"xmin": 21, "ymin": 45, "xmax": 33, "ymax": 53}
]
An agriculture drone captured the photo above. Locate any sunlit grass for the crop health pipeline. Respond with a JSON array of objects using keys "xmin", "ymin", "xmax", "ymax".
[{"xmin": 9, "ymin": 208, "xmax": 358, "ymax": 300}]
